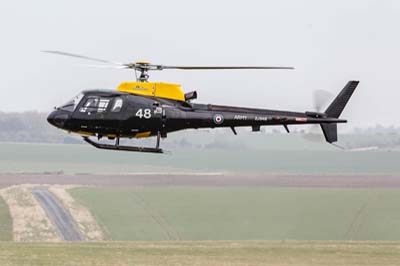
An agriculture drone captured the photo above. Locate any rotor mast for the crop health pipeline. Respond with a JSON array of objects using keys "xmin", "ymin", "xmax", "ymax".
[
  {"xmin": 138, "ymin": 68, "xmax": 149, "ymax": 82},
  {"xmin": 134, "ymin": 62, "xmax": 152, "ymax": 82}
]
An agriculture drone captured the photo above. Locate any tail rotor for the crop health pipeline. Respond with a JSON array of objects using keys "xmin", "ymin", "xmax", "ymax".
[{"xmin": 304, "ymin": 81, "xmax": 359, "ymax": 144}]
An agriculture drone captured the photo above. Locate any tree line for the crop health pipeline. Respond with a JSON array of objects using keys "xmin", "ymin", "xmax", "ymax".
[{"xmin": 0, "ymin": 112, "xmax": 80, "ymax": 143}]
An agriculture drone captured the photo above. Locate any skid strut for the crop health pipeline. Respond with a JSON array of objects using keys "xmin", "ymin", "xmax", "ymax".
[
  {"xmin": 83, "ymin": 134, "xmax": 163, "ymax": 153},
  {"xmin": 156, "ymin": 131, "xmax": 161, "ymax": 149}
]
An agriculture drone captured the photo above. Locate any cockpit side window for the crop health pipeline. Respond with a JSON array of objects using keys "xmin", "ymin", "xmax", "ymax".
[
  {"xmin": 97, "ymin": 99, "xmax": 110, "ymax": 113},
  {"xmin": 111, "ymin": 97, "xmax": 123, "ymax": 112},
  {"xmin": 79, "ymin": 97, "xmax": 110, "ymax": 113}
]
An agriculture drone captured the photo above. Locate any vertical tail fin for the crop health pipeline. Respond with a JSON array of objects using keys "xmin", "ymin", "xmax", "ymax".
[
  {"xmin": 325, "ymin": 81, "xmax": 359, "ymax": 118},
  {"xmin": 320, "ymin": 81, "xmax": 359, "ymax": 143}
]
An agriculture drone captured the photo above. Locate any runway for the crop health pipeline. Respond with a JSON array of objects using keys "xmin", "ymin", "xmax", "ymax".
[{"xmin": 32, "ymin": 188, "xmax": 83, "ymax": 241}]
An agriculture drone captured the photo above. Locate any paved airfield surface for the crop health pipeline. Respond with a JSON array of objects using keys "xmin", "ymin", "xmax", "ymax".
[
  {"xmin": 32, "ymin": 188, "xmax": 84, "ymax": 241},
  {"xmin": 1, "ymin": 173, "xmax": 400, "ymax": 188}
]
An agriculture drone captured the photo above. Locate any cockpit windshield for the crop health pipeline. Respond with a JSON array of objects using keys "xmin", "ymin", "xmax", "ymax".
[{"xmin": 59, "ymin": 93, "xmax": 84, "ymax": 112}]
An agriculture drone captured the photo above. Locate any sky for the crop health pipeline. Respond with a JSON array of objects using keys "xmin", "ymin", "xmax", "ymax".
[{"xmin": 0, "ymin": 0, "xmax": 399, "ymax": 128}]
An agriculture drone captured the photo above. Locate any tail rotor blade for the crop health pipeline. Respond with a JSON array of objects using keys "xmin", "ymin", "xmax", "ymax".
[{"xmin": 314, "ymin": 89, "xmax": 333, "ymax": 112}]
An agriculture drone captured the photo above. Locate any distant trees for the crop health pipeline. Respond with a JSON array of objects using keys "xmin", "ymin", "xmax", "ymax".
[{"xmin": 0, "ymin": 112, "xmax": 80, "ymax": 143}]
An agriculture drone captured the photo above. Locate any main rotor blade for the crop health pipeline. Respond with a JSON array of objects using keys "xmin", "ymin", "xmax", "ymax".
[
  {"xmin": 161, "ymin": 66, "xmax": 294, "ymax": 70},
  {"xmin": 42, "ymin": 51, "xmax": 295, "ymax": 74},
  {"xmin": 83, "ymin": 64, "xmax": 129, "ymax": 69},
  {"xmin": 42, "ymin": 50, "xmax": 124, "ymax": 66}
]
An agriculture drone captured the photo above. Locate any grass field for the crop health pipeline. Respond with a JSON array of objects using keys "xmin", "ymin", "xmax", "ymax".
[
  {"xmin": 0, "ymin": 142, "xmax": 399, "ymax": 174},
  {"xmin": 70, "ymin": 187, "xmax": 400, "ymax": 241},
  {"xmin": 0, "ymin": 241, "xmax": 400, "ymax": 266},
  {"xmin": 0, "ymin": 195, "xmax": 12, "ymax": 241}
]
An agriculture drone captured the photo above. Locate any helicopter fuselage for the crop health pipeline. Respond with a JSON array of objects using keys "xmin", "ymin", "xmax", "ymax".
[
  {"xmin": 47, "ymin": 89, "xmax": 346, "ymax": 141},
  {"xmin": 43, "ymin": 50, "xmax": 359, "ymax": 153}
]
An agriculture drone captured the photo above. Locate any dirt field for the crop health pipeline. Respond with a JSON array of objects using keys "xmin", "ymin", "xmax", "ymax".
[{"xmin": 0, "ymin": 173, "xmax": 399, "ymax": 188}]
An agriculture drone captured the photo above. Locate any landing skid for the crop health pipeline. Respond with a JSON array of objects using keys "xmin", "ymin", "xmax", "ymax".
[{"xmin": 83, "ymin": 133, "xmax": 163, "ymax": 153}]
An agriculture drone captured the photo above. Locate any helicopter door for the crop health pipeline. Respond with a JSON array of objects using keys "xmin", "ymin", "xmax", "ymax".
[
  {"xmin": 76, "ymin": 96, "xmax": 114, "ymax": 132},
  {"xmin": 133, "ymin": 102, "xmax": 164, "ymax": 133}
]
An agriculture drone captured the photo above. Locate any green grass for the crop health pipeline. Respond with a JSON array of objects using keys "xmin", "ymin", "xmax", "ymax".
[
  {"xmin": 0, "ymin": 196, "xmax": 12, "ymax": 241},
  {"xmin": 0, "ymin": 142, "xmax": 400, "ymax": 174},
  {"xmin": 70, "ymin": 187, "xmax": 400, "ymax": 241},
  {"xmin": 0, "ymin": 241, "xmax": 400, "ymax": 266}
]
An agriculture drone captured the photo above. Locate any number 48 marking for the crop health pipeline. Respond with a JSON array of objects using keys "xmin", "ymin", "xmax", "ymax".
[{"xmin": 135, "ymin": 108, "xmax": 152, "ymax": 119}]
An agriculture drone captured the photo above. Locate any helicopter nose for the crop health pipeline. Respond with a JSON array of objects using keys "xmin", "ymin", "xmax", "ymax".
[{"xmin": 47, "ymin": 111, "xmax": 69, "ymax": 128}]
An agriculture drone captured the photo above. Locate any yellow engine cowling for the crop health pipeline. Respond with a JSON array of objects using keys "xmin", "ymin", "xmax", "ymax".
[{"xmin": 116, "ymin": 82, "xmax": 185, "ymax": 101}]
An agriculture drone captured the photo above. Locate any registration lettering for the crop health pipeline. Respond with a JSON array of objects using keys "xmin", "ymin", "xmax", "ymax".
[
  {"xmin": 255, "ymin": 116, "xmax": 268, "ymax": 121},
  {"xmin": 234, "ymin": 115, "xmax": 247, "ymax": 120}
]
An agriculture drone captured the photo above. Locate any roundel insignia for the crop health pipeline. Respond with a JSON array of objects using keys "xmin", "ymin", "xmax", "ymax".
[{"xmin": 213, "ymin": 114, "xmax": 224, "ymax": 125}]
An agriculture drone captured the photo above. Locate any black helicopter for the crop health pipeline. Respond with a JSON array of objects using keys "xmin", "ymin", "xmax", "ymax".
[{"xmin": 45, "ymin": 51, "xmax": 358, "ymax": 153}]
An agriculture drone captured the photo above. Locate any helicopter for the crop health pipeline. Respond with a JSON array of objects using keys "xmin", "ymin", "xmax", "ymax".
[{"xmin": 45, "ymin": 51, "xmax": 359, "ymax": 153}]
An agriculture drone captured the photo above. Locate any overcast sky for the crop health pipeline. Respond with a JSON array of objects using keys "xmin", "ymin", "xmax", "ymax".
[{"xmin": 0, "ymin": 0, "xmax": 398, "ymax": 128}]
